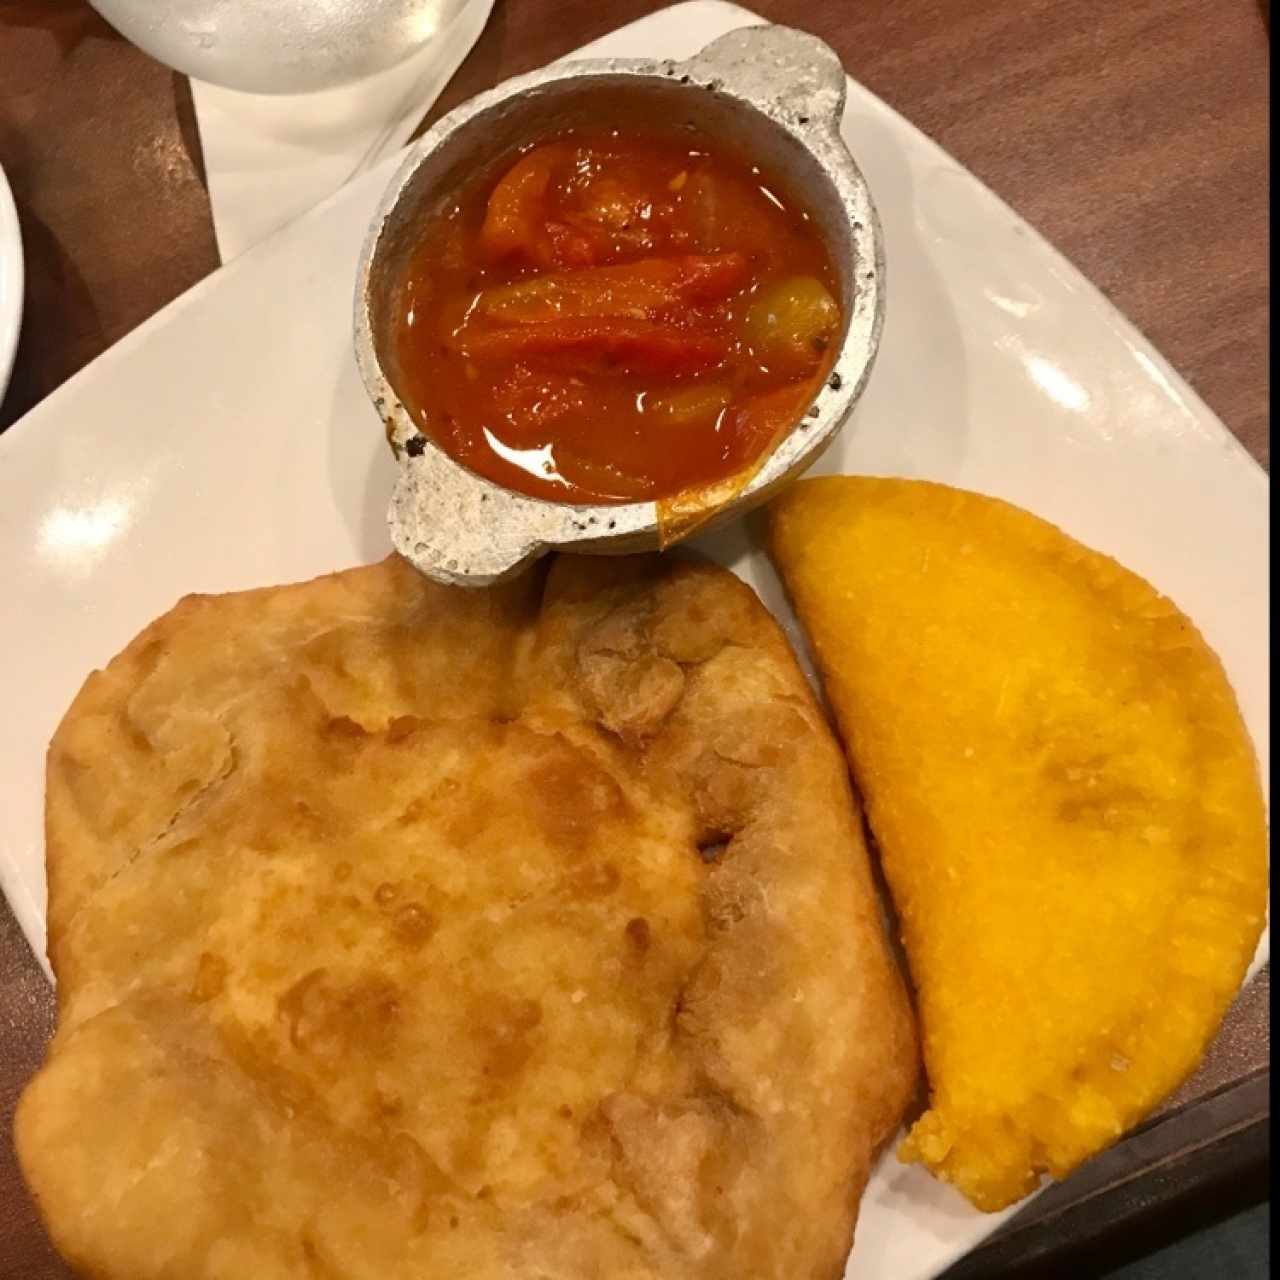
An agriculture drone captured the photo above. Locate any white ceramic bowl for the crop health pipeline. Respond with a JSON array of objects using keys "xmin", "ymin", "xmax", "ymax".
[{"xmin": 0, "ymin": 160, "xmax": 23, "ymax": 403}]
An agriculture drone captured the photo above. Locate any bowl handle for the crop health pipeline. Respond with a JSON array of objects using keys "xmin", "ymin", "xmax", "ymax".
[
  {"xmin": 679, "ymin": 24, "xmax": 847, "ymax": 127},
  {"xmin": 388, "ymin": 446, "xmax": 544, "ymax": 588}
]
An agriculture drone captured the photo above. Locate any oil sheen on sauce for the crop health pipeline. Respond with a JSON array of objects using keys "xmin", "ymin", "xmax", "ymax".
[{"xmin": 393, "ymin": 128, "xmax": 842, "ymax": 507}]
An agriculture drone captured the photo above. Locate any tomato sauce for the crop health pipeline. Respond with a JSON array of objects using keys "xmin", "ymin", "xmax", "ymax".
[{"xmin": 393, "ymin": 129, "xmax": 842, "ymax": 505}]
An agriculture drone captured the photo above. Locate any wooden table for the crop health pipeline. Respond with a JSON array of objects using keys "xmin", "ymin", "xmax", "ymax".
[{"xmin": 0, "ymin": 1, "xmax": 1269, "ymax": 1275}]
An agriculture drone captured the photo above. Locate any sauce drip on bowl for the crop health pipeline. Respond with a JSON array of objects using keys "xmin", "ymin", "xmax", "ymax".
[{"xmin": 393, "ymin": 129, "xmax": 842, "ymax": 505}]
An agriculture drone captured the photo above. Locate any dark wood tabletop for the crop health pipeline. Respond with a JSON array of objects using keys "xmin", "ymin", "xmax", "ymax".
[{"xmin": 0, "ymin": 1, "xmax": 1269, "ymax": 1276}]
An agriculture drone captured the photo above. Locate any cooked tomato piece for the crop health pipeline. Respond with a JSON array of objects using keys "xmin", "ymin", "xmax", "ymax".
[
  {"xmin": 544, "ymin": 221, "xmax": 603, "ymax": 268},
  {"xmin": 464, "ymin": 318, "xmax": 730, "ymax": 377},
  {"xmin": 642, "ymin": 383, "xmax": 731, "ymax": 428},
  {"xmin": 479, "ymin": 145, "xmax": 564, "ymax": 264},
  {"xmin": 488, "ymin": 366, "xmax": 592, "ymax": 442},
  {"xmin": 476, "ymin": 254, "xmax": 749, "ymax": 325}
]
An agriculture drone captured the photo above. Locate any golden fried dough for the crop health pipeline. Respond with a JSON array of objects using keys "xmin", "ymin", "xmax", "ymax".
[
  {"xmin": 19, "ymin": 552, "xmax": 917, "ymax": 1280},
  {"xmin": 767, "ymin": 476, "xmax": 1268, "ymax": 1212}
]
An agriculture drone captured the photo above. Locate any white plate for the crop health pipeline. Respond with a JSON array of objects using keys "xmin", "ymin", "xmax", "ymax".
[
  {"xmin": 0, "ymin": 3, "xmax": 1267, "ymax": 1276},
  {"xmin": 0, "ymin": 158, "xmax": 23, "ymax": 401}
]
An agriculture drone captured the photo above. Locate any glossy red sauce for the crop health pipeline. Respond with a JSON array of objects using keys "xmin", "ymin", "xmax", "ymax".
[{"xmin": 394, "ymin": 129, "xmax": 842, "ymax": 504}]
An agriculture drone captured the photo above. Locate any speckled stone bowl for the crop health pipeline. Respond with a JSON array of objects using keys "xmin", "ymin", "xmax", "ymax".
[{"xmin": 355, "ymin": 23, "xmax": 883, "ymax": 586}]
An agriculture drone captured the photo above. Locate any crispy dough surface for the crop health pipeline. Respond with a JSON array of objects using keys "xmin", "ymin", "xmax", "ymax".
[
  {"xmin": 19, "ymin": 552, "xmax": 916, "ymax": 1280},
  {"xmin": 767, "ymin": 477, "xmax": 1268, "ymax": 1212}
]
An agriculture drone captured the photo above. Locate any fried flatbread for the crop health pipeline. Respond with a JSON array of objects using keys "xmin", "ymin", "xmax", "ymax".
[
  {"xmin": 18, "ymin": 552, "xmax": 917, "ymax": 1279},
  {"xmin": 767, "ymin": 476, "xmax": 1268, "ymax": 1211}
]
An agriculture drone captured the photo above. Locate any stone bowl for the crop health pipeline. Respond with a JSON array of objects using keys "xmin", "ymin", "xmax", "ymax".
[{"xmin": 355, "ymin": 23, "xmax": 883, "ymax": 586}]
